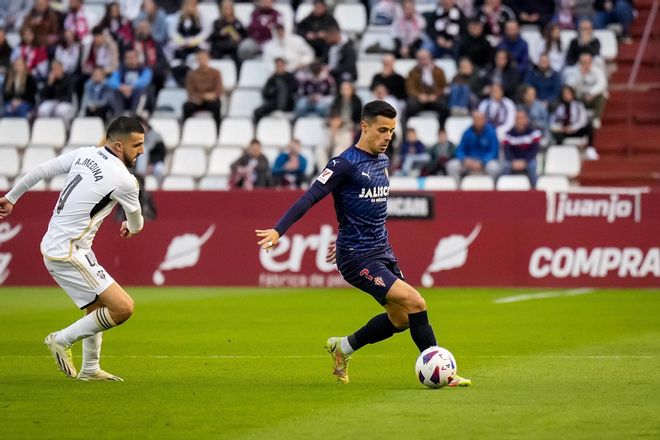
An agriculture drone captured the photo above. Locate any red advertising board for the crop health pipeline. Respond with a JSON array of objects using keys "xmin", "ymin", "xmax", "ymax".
[{"xmin": 1, "ymin": 189, "xmax": 658, "ymax": 288}]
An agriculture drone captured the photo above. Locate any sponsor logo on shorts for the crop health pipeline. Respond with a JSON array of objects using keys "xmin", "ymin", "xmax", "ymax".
[{"xmin": 359, "ymin": 269, "xmax": 386, "ymax": 287}]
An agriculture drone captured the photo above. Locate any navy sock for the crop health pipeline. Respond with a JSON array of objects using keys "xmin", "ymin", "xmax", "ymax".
[
  {"xmin": 347, "ymin": 313, "xmax": 403, "ymax": 351},
  {"xmin": 408, "ymin": 310, "xmax": 437, "ymax": 352}
]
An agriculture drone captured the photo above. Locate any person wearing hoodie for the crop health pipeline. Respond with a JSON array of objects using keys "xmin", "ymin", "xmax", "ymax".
[
  {"xmin": 524, "ymin": 53, "xmax": 561, "ymax": 105},
  {"xmin": 496, "ymin": 20, "xmax": 529, "ymax": 79}
]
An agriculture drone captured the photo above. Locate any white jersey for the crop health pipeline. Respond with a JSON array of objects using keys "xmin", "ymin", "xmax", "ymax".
[{"xmin": 40, "ymin": 146, "xmax": 140, "ymax": 260}]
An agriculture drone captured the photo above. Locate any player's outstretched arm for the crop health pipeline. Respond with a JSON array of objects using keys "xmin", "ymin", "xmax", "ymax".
[
  {"xmin": 256, "ymin": 229, "xmax": 280, "ymax": 252},
  {"xmin": 0, "ymin": 197, "xmax": 14, "ymax": 220}
]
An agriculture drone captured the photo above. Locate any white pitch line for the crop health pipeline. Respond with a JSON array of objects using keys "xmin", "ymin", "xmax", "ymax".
[
  {"xmin": 494, "ymin": 288, "xmax": 594, "ymax": 304},
  {"xmin": 0, "ymin": 354, "xmax": 654, "ymax": 359}
]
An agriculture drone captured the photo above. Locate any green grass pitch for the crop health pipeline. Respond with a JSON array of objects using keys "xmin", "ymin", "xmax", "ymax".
[{"xmin": 1, "ymin": 287, "xmax": 658, "ymax": 439}]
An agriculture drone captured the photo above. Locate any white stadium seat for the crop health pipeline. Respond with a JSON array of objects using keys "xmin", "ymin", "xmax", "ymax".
[
  {"xmin": 359, "ymin": 31, "xmax": 395, "ymax": 58},
  {"xmin": 84, "ymin": 3, "xmax": 105, "ymax": 29},
  {"xmin": 199, "ymin": 176, "xmax": 230, "ymax": 190},
  {"xmin": 0, "ymin": 176, "xmax": 9, "ymax": 191},
  {"xmin": 0, "ymin": 147, "xmax": 20, "ymax": 178},
  {"xmin": 274, "ymin": 3, "xmax": 294, "ymax": 33},
  {"xmin": 68, "ymin": 117, "xmax": 105, "ymax": 146},
  {"xmin": 209, "ymin": 59, "xmax": 237, "ymax": 91},
  {"xmin": 560, "ymin": 30, "xmax": 578, "ymax": 51},
  {"xmin": 180, "ymin": 118, "xmax": 218, "ymax": 149},
  {"xmin": 406, "ymin": 116, "xmax": 439, "ymax": 146},
  {"xmin": 445, "ymin": 116, "xmax": 472, "ymax": 145},
  {"xmin": 334, "ymin": 3, "xmax": 367, "ymax": 35},
  {"xmin": 238, "ymin": 59, "xmax": 269, "ymax": 88},
  {"xmin": 0, "ymin": 118, "xmax": 30, "ymax": 148},
  {"xmin": 521, "ymin": 27, "xmax": 544, "ymax": 64},
  {"xmin": 544, "ymin": 145, "xmax": 581, "ymax": 178},
  {"xmin": 256, "ymin": 117, "xmax": 291, "ymax": 148},
  {"xmin": 261, "ymin": 146, "xmax": 280, "ymax": 165},
  {"xmin": 228, "ymin": 89, "xmax": 263, "ymax": 118},
  {"xmin": 161, "ymin": 176, "xmax": 196, "ymax": 190},
  {"xmin": 30, "ymin": 118, "xmax": 67, "ymax": 148},
  {"xmin": 49, "ymin": 174, "xmax": 68, "ymax": 191},
  {"xmin": 460, "ymin": 175, "xmax": 494, "ymax": 190},
  {"xmin": 393, "ymin": 59, "xmax": 417, "ymax": 77},
  {"xmin": 208, "ymin": 147, "xmax": 244, "ymax": 176},
  {"xmin": 434, "ymin": 59, "xmax": 457, "ymax": 82},
  {"xmin": 21, "ymin": 147, "xmax": 56, "ymax": 175},
  {"xmin": 149, "ymin": 118, "xmax": 181, "ymax": 150},
  {"xmin": 295, "ymin": 3, "xmax": 313, "ymax": 23},
  {"xmin": 424, "ymin": 176, "xmax": 457, "ymax": 190},
  {"xmin": 169, "ymin": 147, "xmax": 207, "ymax": 178},
  {"xmin": 155, "ymin": 88, "xmax": 187, "ymax": 118},
  {"xmin": 594, "ymin": 29, "xmax": 618, "ymax": 60},
  {"xmin": 389, "ymin": 176, "xmax": 420, "ymax": 190},
  {"xmin": 357, "ymin": 59, "xmax": 381, "ymax": 88},
  {"xmin": 234, "ymin": 2, "xmax": 255, "ymax": 26},
  {"xmin": 293, "ymin": 117, "xmax": 327, "ymax": 149},
  {"xmin": 218, "ymin": 118, "xmax": 254, "ymax": 147},
  {"xmin": 198, "ymin": 2, "xmax": 220, "ymax": 28},
  {"xmin": 144, "ymin": 175, "xmax": 159, "ymax": 191},
  {"xmin": 536, "ymin": 175, "xmax": 571, "ymax": 192},
  {"xmin": 496, "ymin": 175, "xmax": 532, "ymax": 190}
]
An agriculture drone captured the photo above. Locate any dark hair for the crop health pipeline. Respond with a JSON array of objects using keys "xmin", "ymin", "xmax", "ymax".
[
  {"xmin": 106, "ymin": 116, "xmax": 145, "ymax": 140},
  {"xmin": 361, "ymin": 100, "xmax": 396, "ymax": 122}
]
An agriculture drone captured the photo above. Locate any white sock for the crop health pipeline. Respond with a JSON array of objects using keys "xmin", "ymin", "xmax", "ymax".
[
  {"xmin": 81, "ymin": 332, "xmax": 102, "ymax": 374},
  {"xmin": 54, "ymin": 307, "xmax": 116, "ymax": 347},
  {"xmin": 340, "ymin": 337, "xmax": 355, "ymax": 355}
]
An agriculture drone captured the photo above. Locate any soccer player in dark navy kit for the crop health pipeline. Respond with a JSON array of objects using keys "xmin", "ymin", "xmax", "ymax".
[{"xmin": 256, "ymin": 101, "xmax": 471, "ymax": 387}]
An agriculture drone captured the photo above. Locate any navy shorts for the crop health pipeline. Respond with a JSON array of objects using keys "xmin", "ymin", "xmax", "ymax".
[{"xmin": 337, "ymin": 250, "xmax": 405, "ymax": 305}]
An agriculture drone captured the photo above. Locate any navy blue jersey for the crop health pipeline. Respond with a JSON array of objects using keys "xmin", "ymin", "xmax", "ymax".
[{"xmin": 274, "ymin": 145, "xmax": 391, "ymax": 260}]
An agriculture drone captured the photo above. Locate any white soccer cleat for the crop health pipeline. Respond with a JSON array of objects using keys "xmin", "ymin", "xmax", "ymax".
[
  {"xmin": 44, "ymin": 333, "xmax": 77, "ymax": 378},
  {"xmin": 78, "ymin": 369, "xmax": 124, "ymax": 381},
  {"xmin": 325, "ymin": 337, "xmax": 351, "ymax": 384}
]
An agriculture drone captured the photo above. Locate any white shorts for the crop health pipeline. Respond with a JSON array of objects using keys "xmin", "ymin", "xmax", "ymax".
[{"xmin": 43, "ymin": 249, "xmax": 115, "ymax": 309}]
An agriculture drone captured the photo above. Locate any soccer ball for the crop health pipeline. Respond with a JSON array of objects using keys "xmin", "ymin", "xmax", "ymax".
[{"xmin": 415, "ymin": 346, "xmax": 457, "ymax": 388}]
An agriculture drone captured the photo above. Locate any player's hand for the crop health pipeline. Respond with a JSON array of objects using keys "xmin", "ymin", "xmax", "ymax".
[
  {"xmin": 119, "ymin": 221, "xmax": 134, "ymax": 239},
  {"xmin": 325, "ymin": 240, "xmax": 337, "ymax": 265},
  {"xmin": 0, "ymin": 197, "xmax": 13, "ymax": 220},
  {"xmin": 255, "ymin": 229, "xmax": 280, "ymax": 252}
]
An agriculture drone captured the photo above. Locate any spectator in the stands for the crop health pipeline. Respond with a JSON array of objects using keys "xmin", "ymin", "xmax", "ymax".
[
  {"xmin": 370, "ymin": 0, "xmax": 403, "ymax": 26},
  {"xmin": 238, "ymin": 0, "xmax": 282, "ymax": 61},
  {"xmin": 82, "ymin": 26, "xmax": 120, "ymax": 78},
  {"xmin": 538, "ymin": 23, "xmax": 566, "ymax": 72},
  {"xmin": 37, "ymin": 60, "xmax": 75, "ymax": 123},
  {"xmin": 397, "ymin": 127, "xmax": 429, "ymax": 176},
  {"xmin": 296, "ymin": 0, "xmax": 337, "ymax": 58},
  {"xmin": 170, "ymin": 0, "xmax": 207, "ymax": 85},
  {"xmin": 0, "ymin": 29, "xmax": 13, "ymax": 81},
  {"xmin": 448, "ymin": 58, "xmax": 482, "ymax": 116},
  {"xmin": 424, "ymin": 128, "xmax": 455, "ymax": 176},
  {"xmin": 497, "ymin": 20, "xmax": 530, "ymax": 79},
  {"xmin": 133, "ymin": 20, "xmax": 168, "ymax": 97},
  {"xmin": 372, "ymin": 82, "xmax": 402, "ymax": 117},
  {"xmin": 55, "ymin": 30, "xmax": 82, "ymax": 77},
  {"xmin": 563, "ymin": 52, "xmax": 608, "ymax": 127},
  {"xmin": 477, "ymin": 0, "xmax": 516, "ymax": 38},
  {"xmin": 81, "ymin": 66, "xmax": 112, "ymax": 120},
  {"xmin": 183, "ymin": 50, "xmax": 223, "ymax": 130},
  {"xmin": 457, "ymin": 18, "xmax": 494, "ymax": 72},
  {"xmin": 0, "ymin": 0, "xmax": 32, "ymax": 32},
  {"xmin": 524, "ymin": 52, "xmax": 561, "ymax": 105},
  {"xmin": 108, "ymin": 49, "xmax": 153, "ymax": 115},
  {"xmin": 295, "ymin": 59, "xmax": 335, "ymax": 118},
  {"xmin": 446, "ymin": 111, "xmax": 501, "ymax": 183},
  {"xmin": 263, "ymin": 23, "xmax": 314, "ymax": 73},
  {"xmin": 254, "ymin": 57, "xmax": 297, "ymax": 122},
  {"xmin": 423, "ymin": 0, "xmax": 466, "ymax": 58},
  {"xmin": 3, "ymin": 57, "xmax": 36, "ymax": 117},
  {"xmin": 133, "ymin": 0, "xmax": 168, "ymax": 45},
  {"xmin": 566, "ymin": 19, "xmax": 601, "ymax": 66},
  {"xmin": 12, "ymin": 27, "xmax": 48, "ymax": 79},
  {"xmin": 21, "ymin": 0, "xmax": 61, "ymax": 48},
  {"xmin": 230, "ymin": 139, "xmax": 272, "ymax": 190},
  {"xmin": 593, "ymin": 0, "xmax": 634, "ymax": 44},
  {"xmin": 510, "ymin": 0, "xmax": 554, "ymax": 29},
  {"xmin": 392, "ymin": 0, "xmax": 425, "ymax": 60},
  {"xmin": 519, "ymin": 85, "xmax": 549, "ymax": 140},
  {"xmin": 323, "ymin": 23, "xmax": 357, "ymax": 84},
  {"xmin": 135, "ymin": 117, "xmax": 166, "ymax": 185},
  {"xmin": 406, "ymin": 48, "xmax": 448, "ymax": 125},
  {"xmin": 550, "ymin": 85, "xmax": 597, "ymax": 159},
  {"xmin": 326, "ymin": 80, "xmax": 362, "ymax": 159},
  {"xmin": 63, "ymin": 0, "xmax": 89, "ymax": 43},
  {"xmin": 98, "ymin": 1, "xmax": 134, "ymax": 54},
  {"xmin": 151, "ymin": 0, "xmax": 182, "ymax": 16},
  {"xmin": 370, "ymin": 54, "xmax": 407, "ymax": 103},
  {"xmin": 501, "ymin": 110, "xmax": 541, "ymax": 186},
  {"xmin": 478, "ymin": 83, "xmax": 516, "ymax": 139},
  {"xmin": 485, "ymin": 48, "xmax": 519, "ymax": 99},
  {"xmin": 208, "ymin": 0, "xmax": 246, "ymax": 65},
  {"xmin": 272, "ymin": 139, "xmax": 308, "ymax": 189}
]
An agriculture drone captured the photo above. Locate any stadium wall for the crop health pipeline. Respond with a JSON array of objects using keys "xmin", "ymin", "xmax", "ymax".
[{"xmin": 1, "ymin": 189, "xmax": 658, "ymax": 288}]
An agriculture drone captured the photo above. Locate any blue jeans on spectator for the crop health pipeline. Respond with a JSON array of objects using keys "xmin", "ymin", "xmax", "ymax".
[
  {"xmin": 295, "ymin": 96, "xmax": 332, "ymax": 118},
  {"xmin": 593, "ymin": 1, "xmax": 634, "ymax": 37},
  {"xmin": 4, "ymin": 101, "xmax": 32, "ymax": 117},
  {"xmin": 502, "ymin": 159, "xmax": 538, "ymax": 187},
  {"xmin": 448, "ymin": 84, "xmax": 472, "ymax": 114}
]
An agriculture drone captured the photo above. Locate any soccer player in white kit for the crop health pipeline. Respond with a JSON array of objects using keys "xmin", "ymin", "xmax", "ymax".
[{"xmin": 0, "ymin": 117, "xmax": 146, "ymax": 381}]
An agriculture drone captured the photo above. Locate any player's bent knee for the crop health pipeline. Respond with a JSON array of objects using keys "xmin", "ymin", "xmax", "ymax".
[{"xmin": 111, "ymin": 298, "xmax": 134, "ymax": 324}]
